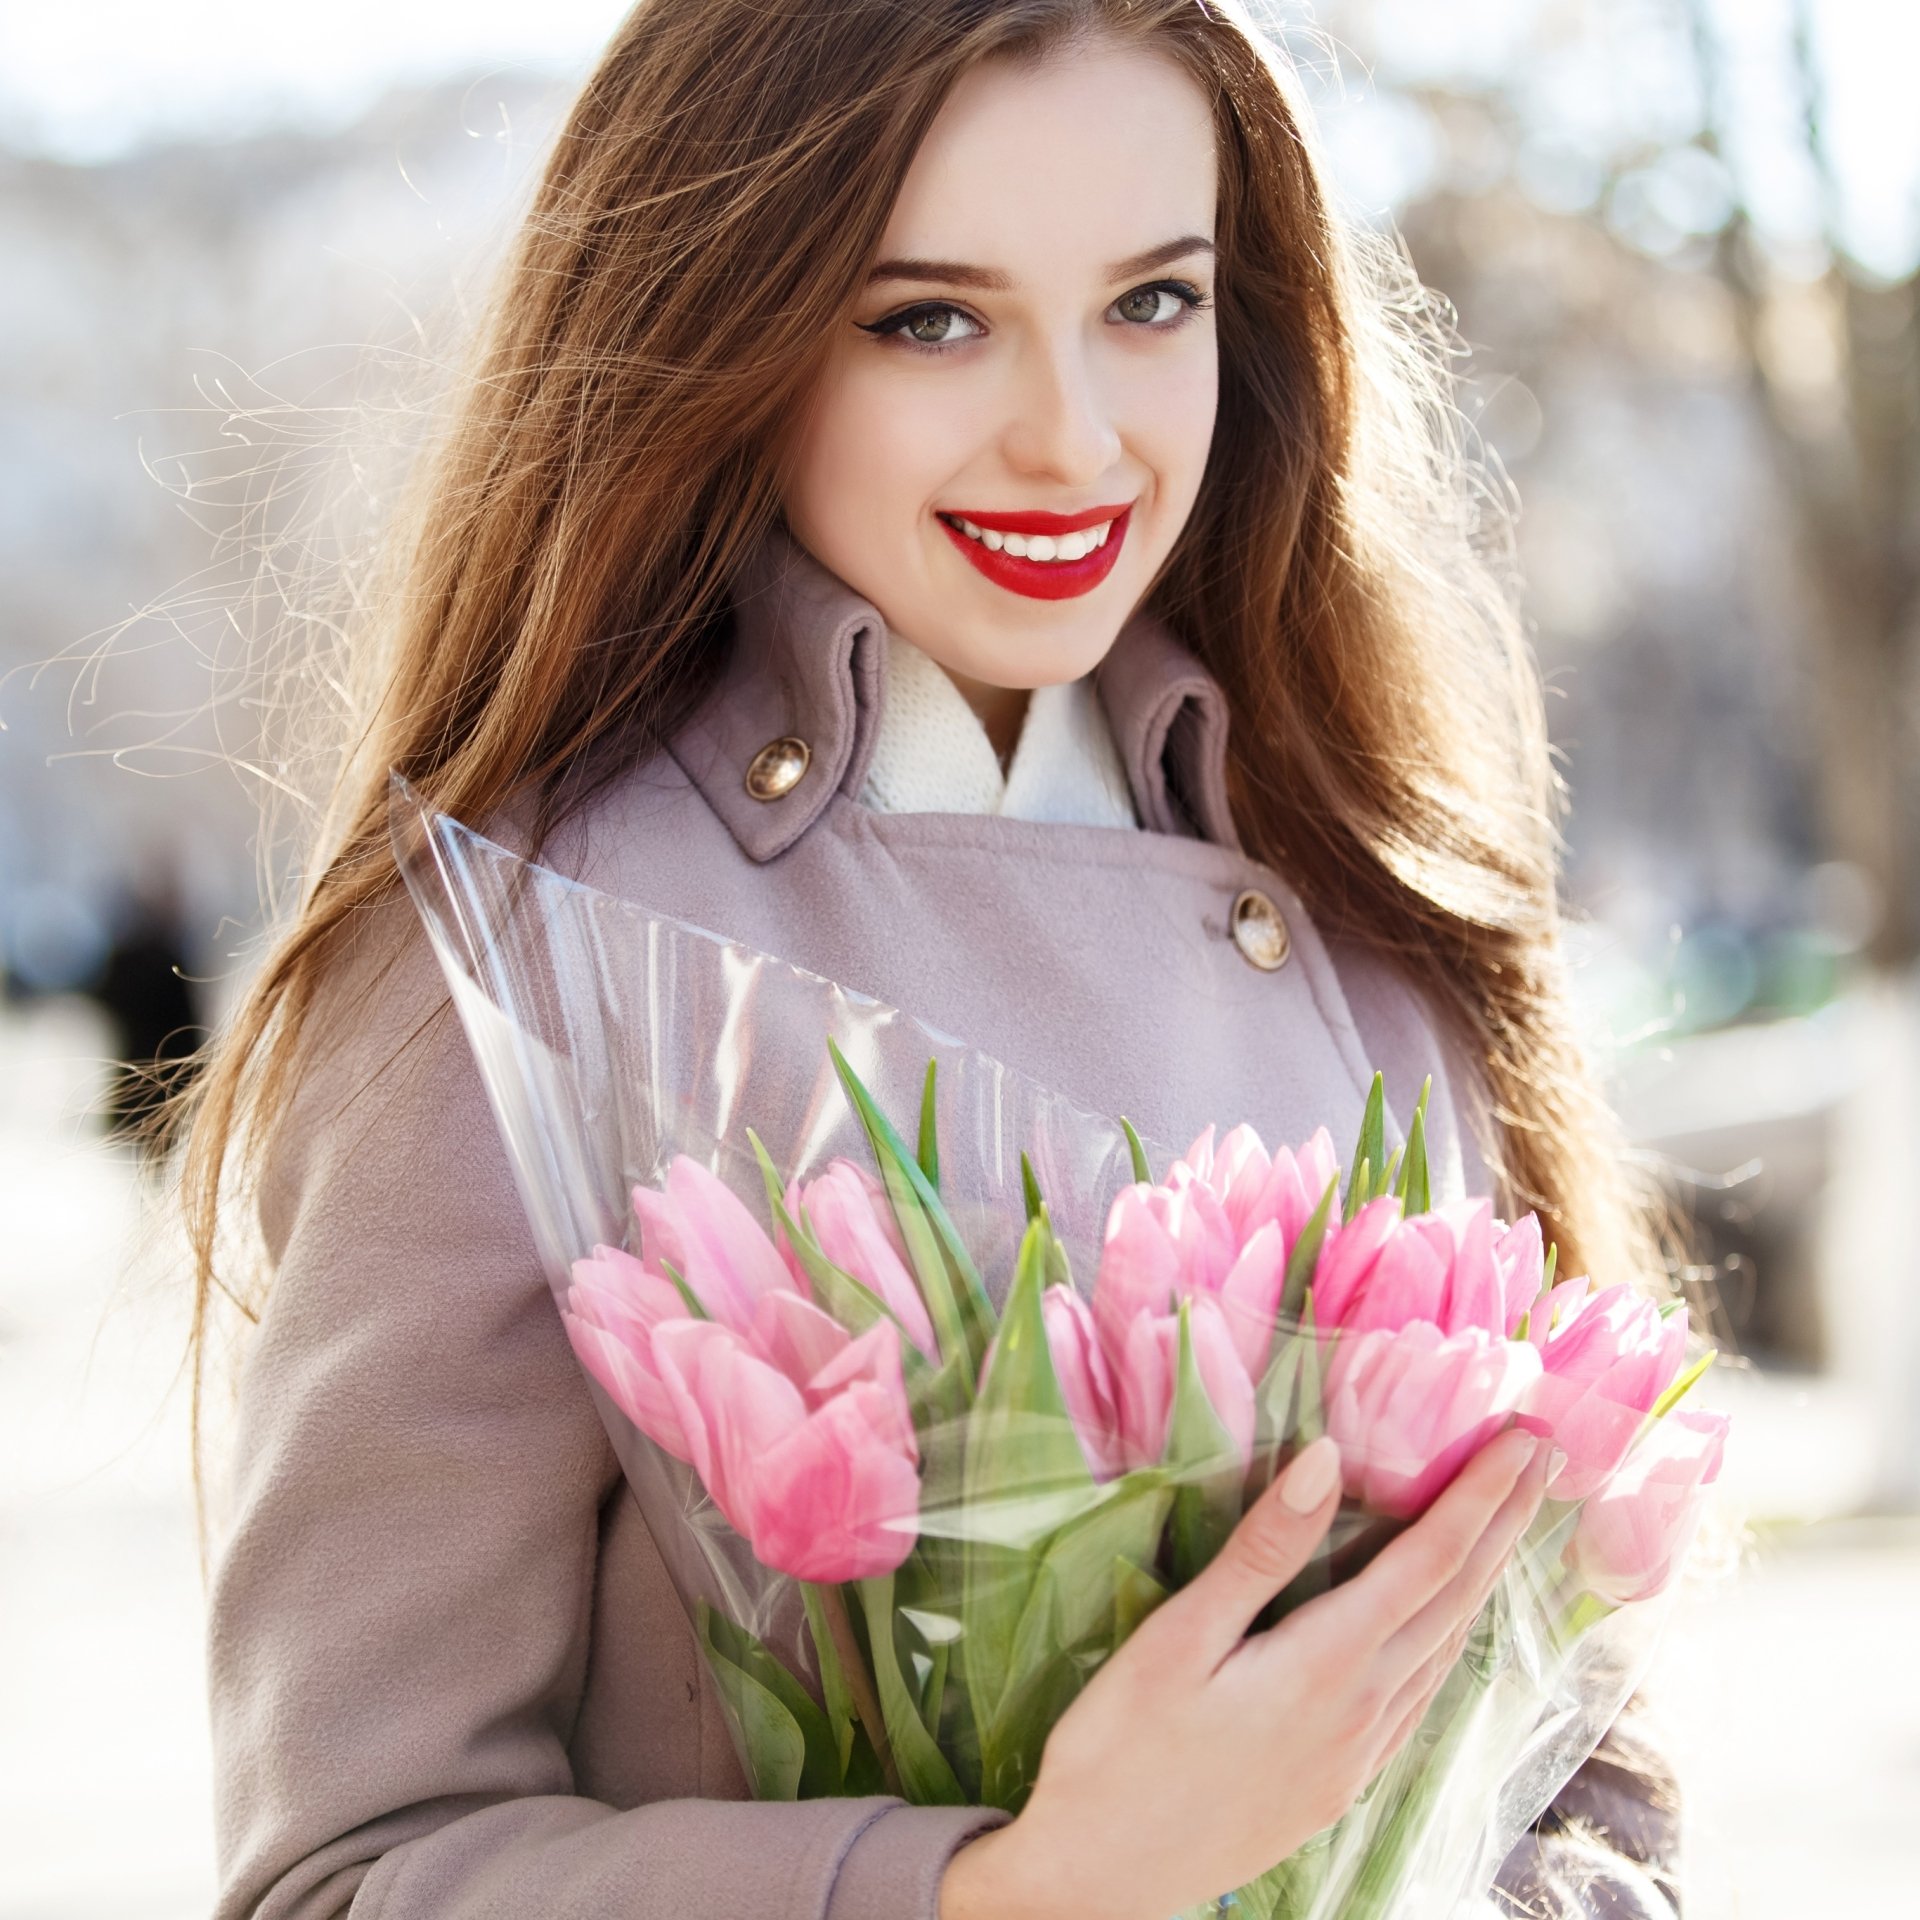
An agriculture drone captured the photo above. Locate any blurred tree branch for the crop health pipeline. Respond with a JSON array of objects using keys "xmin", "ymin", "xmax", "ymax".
[{"xmin": 1684, "ymin": 0, "xmax": 1920, "ymax": 964}]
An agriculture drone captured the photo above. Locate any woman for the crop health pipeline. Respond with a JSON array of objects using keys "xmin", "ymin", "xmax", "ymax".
[{"xmin": 184, "ymin": 2, "xmax": 1682, "ymax": 1915}]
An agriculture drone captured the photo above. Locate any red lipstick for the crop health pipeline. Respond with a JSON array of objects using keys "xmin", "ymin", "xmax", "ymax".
[{"xmin": 937, "ymin": 502, "xmax": 1132, "ymax": 601}]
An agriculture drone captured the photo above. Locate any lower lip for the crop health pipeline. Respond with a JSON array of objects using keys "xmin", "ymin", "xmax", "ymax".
[{"xmin": 938, "ymin": 507, "xmax": 1132, "ymax": 601}]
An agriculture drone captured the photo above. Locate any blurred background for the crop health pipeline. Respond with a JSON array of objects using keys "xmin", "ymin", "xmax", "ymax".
[{"xmin": 2, "ymin": 1, "xmax": 1916, "ymax": 1913}]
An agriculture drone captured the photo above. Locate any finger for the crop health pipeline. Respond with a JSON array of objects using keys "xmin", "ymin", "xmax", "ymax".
[
  {"xmin": 1376, "ymin": 1614, "xmax": 1472, "ymax": 1753},
  {"xmin": 1367, "ymin": 1643, "xmax": 1451, "ymax": 1774},
  {"xmin": 1338, "ymin": 1427, "xmax": 1540, "ymax": 1645},
  {"xmin": 1378, "ymin": 1443, "xmax": 1553, "ymax": 1686},
  {"xmin": 1138, "ymin": 1435, "xmax": 1343, "ymax": 1668}
]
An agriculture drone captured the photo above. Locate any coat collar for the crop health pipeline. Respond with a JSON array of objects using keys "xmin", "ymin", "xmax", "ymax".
[{"xmin": 667, "ymin": 521, "xmax": 1240, "ymax": 862}]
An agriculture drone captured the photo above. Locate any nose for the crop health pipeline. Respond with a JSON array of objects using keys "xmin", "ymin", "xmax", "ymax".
[{"xmin": 1000, "ymin": 328, "xmax": 1123, "ymax": 488}]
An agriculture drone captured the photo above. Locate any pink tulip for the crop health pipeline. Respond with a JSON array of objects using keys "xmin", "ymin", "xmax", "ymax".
[
  {"xmin": 562, "ymin": 1243, "xmax": 696, "ymax": 1458},
  {"xmin": 651, "ymin": 1310, "xmax": 920, "ymax": 1584},
  {"xmin": 783, "ymin": 1158, "xmax": 939, "ymax": 1361},
  {"xmin": 1092, "ymin": 1178, "xmax": 1234, "ymax": 1362},
  {"xmin": 1039, "ymin": 1286, "xmax": 1128, "ymax": 1481},
  {"xmin": 1176, "ymin": 1124, "xmax": 1339, "ymax": 1251},
  {"xmin": 1313, "ymin": 1198, "xmax": 1545, "ymax": 1340},
  {"xmin": 630, "ymin": 1156, "xmax": 798, "ymax": 1333},
  {"xmin": 1114, "ymin": 1297, "xmax": 1256, "ymax": 1474},
  {"xmin": 1323, "ymin": 1320, "xmax": 1542, "ymax": 1518},
  {"xmin": 1520, "ymin": 1284, "xmax": 1690, "ymax": 1501},
  {"xmin": 1569, "ymin": 1408, "xmax": 1727, "ymax": 1603},
  {"xmin": 1491, "ymin": 1213, "xmax": 1547, "ymax": 1335}
]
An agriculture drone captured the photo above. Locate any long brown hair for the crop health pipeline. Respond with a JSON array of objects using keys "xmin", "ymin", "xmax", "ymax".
[{"xmin": 168, "ymin": 0, "xmax": 1668, "ymax": 1482}]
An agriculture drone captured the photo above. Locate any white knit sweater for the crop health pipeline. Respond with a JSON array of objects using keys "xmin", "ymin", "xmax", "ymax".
[{"xmin": 857, "ymin": 629, "xmax": 1141, "ymax": 828}]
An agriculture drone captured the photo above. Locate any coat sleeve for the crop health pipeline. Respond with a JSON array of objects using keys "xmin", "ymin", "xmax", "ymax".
[
  {"xmin": 1325, "ymin": 938, "xmax": 1685, "ymax": 1920},
  {"xmin": 205, "ymin": 899, "xmax": 1006, "ymax": 1920}
]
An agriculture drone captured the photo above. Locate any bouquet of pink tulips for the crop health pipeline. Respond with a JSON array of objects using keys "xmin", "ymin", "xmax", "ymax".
[{"xmin": 393, "ymin": 780, "xmax": 1728, "ymax": 1920}]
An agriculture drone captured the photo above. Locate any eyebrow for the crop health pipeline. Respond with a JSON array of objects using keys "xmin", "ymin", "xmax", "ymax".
[{"xmin": 865, "ymin": 234, "xmax": 1215, "ymax": 291}]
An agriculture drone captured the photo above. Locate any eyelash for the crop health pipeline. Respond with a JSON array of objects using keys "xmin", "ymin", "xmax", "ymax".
[{"xmin": 856, "ymin": 278, "xmax": 1212, "ymax": 355}]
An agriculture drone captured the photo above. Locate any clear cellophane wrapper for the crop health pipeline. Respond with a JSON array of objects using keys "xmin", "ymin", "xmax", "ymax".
[{"xmin": 392, "ymin": 776, "xmax": 1679, "ymax": 1920}]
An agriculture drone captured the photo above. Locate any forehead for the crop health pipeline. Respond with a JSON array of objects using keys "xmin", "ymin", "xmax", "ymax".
[{"xmin": 879, "ymin": 39, "xmax": 1217, "ymax": 269}]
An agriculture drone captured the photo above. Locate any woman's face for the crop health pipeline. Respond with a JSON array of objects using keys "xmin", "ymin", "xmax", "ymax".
[{"xmin": 778, "ymin": 37, "xmax": 1220, "ymax": 698}]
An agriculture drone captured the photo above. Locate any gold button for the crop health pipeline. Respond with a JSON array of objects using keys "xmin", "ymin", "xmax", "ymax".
[
  {"xmin": 744, "ymin": 735, "xmax": 811, "ymax": 802},
  {"xmin": 1230, "ymin": 888, "xmax": 1291, "ymax": 971}
]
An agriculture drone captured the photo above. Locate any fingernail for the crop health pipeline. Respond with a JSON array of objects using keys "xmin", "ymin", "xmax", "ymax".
[
  {"xmin": 1281, "ymin": 1436, "xmax": 1342, "ymax": 1513},
  {"xmin": 1544, "ymin": 1447, "xmax": 1569, "ymax": 1491}
]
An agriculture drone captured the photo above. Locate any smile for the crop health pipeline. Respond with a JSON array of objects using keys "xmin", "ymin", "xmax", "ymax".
[{"xmin": 935, "ymin": 503, "xmax": 1133, "ymax": 601}]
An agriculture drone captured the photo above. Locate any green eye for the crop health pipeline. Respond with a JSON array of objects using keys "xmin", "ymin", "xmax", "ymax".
[
  {"xmin": 906, "ymin": 309, "xmax": 967, "ymax": 345},
  {"xmin": 857, "ymin": 303, "xmax": 985, "ymax": 350},
  {"xmin": 1117, "ymin": 288, "xmax": 1170, "ymax": 323},
  {"xmin": 1112, "ymin": 281, "xmax": 1208, "ymax": 326}
]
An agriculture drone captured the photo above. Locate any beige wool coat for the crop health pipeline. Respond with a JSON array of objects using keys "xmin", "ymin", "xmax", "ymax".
[{"xmin": 207, "ymin": 524, "xmax": 1682, "ymax": 1919}]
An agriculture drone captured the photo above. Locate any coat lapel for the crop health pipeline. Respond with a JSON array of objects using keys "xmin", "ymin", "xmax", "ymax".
[{"xmin": 670, "ymin": 520, "xmax": 1239, "ymax": 861}]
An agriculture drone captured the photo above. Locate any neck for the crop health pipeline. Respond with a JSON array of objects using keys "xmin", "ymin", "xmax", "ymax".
[{"xmin": 933, "ymin": 661, "xmax": 1031, "ymax": 766}]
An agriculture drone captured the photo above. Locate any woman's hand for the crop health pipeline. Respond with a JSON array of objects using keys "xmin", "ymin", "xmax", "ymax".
[{"xmin": 939, "ymin": 1426, "xmax": 1555, "ymax": 1920}]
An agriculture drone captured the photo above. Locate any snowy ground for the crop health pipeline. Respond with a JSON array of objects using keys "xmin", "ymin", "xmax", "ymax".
[{"xmin": 2, "ymin": 997, "xmax": 1916, "ymax": 1918}]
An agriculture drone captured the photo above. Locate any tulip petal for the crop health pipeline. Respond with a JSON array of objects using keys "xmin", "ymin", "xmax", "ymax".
[
  {"xmin": 1217, "ymin": 1221, "xmax": 1288, "ymax": 1378},
  {"xmin": 1493, "ymin": 1214, "xmax": 1546, "ymax": 1335},
  {"xmin": 1094, "ymin": 1186, "xmax": 1182, "ymax": 1365},
  {"xmin": 1325, "ymin": 1321, "xmax": 1539, "ymax": 1518},
  {"xmin": 1040, "ymin": 1286, "xmax": 1127, "ymax": 1482},
  {"xmin": 651, "ymin": 1320, "xmax": 807, "ymax": 1534},
  {"xmin": 644, "ymin": 1158, "xmax": 795, "ymax": 1332},
  {"xmin": 1311, "ymin": 1195, "xmax": 1401, "ymax": 1328},
  {"xmin": 561, "ymin": 1310, "xmax": 691, "ymax": 1460},
  {"xmin": 1570, "ymin": 1408, "xmax": 1728, "ymax": 1603},
  {"xmin": 747, "ymin": 1388, "xmax": 922, "ymax": 1583}
]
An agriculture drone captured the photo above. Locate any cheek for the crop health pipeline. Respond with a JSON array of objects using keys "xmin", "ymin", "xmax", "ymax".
[
  {"xmin": 786, "ymin": 360, "xmax": 979, "ymax": 540},
  {"xmin": 1133, "ymin": 343, "xmax": 1219, "ymax": 502}
]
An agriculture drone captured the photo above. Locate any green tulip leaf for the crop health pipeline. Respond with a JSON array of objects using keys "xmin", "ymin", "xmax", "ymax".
[
  {"xmin": 1344, "ymin": 1073, "xmax": 1386, "ymax": 1216},
  {"xmin": 1112, "ymin": 1555, "xmax": 1169, "ymax": 1650},
  {"xmin": 1166, "ymin": 1301, "xmax": 1245, "ymax": 1586},
  {"xmin": 960, "ymin": 1217, "xmax": 1097, "ymax": 1748},
  {"xmin": 856, "ymin": 1572, "xmax": 966, "ymax": 1804},
  {"xmin": 799, "ymin": 1583, "xmax": 858, "ymax": 1777},
  {"xmin": 979, "ymin": 1473, "xmax": 1172, "ymax": 1807},
  {"xmin": 1020, "ymin": 1152, "xmax": 1045, "ymax": 1225},
  {"xmin": 1395, "ymin": 1079, "xmax": 1432, "ymax": 1216},
  {"xmin": 829, "ymin": 1037, "xmax": 996, "ymax": 1382},
  {"xmin": 917, "ymin": 1058, "xmax": 941, "ymax": 1189},
  {"xmin": 1121, "ymin": 1116, "xmax": 1153, "ymax": 1186},
  {"xmin": 1279, "ymin": 1174, "xmax": 1338, "ymax": 1325},
  {"xmin": 1294, "ymin": 1290, "xmax": 1325, "ymax": 1447},
  {"xmin": 696, "ymin": 1602, "xmax": 821, "ymax": 1800},
  {"xmin": 1651, "ymin": 1348, "xmax": 1717, "ymax": 1422},
  {"xmin": 1379, "ymin": 1145, "xmax": 1404, "ymax": 1202},
  {"xmin": 1344, "ymin": 1155, "xmax": 1372, "ymax": 1223},
  {"xmin": 655, "ymin": 1257, "xmax": 710, "ymax": 1322},
  {"xmin": 1253, "ymin": 1328, "xmax": 1308, "ymax": 1489},
  {"xmin": 746, "ymin": 1132, "xmax": 924, "ymax": 1373}
]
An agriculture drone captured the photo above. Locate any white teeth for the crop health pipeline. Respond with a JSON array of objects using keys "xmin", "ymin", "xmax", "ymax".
[{"xmin": 944, "ymin": 515, "xmax": 1117, "ymax": 561}]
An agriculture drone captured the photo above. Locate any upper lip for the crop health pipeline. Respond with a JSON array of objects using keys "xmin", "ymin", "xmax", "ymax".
[{"xmin": 939, "ymin": 503, "xmax": 1132, "ymax": 535}]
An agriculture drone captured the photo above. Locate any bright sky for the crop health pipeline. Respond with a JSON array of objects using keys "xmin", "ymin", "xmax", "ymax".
[{"xmin": 2, "ymin": 0, "xmax": 1914, "ymax": 273}]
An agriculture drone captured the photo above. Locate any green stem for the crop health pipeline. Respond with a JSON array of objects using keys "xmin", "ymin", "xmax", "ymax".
[
  {"xmin": 1559, "ymin": 1589, "xmax": 1616, "ymax": 1641},
  {"xmin": 814, "ymin": 1582, "xmax": 898, "ymax": 1796},
  {"xmin": 1333, "ymin": 1666, "xmax": 1493, "ymax": 1919}
]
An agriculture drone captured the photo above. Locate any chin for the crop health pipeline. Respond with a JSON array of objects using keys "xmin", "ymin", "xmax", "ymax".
[{"xmin": 954, "ymin": 620, "xmax": 1120, "ymax": 691}]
